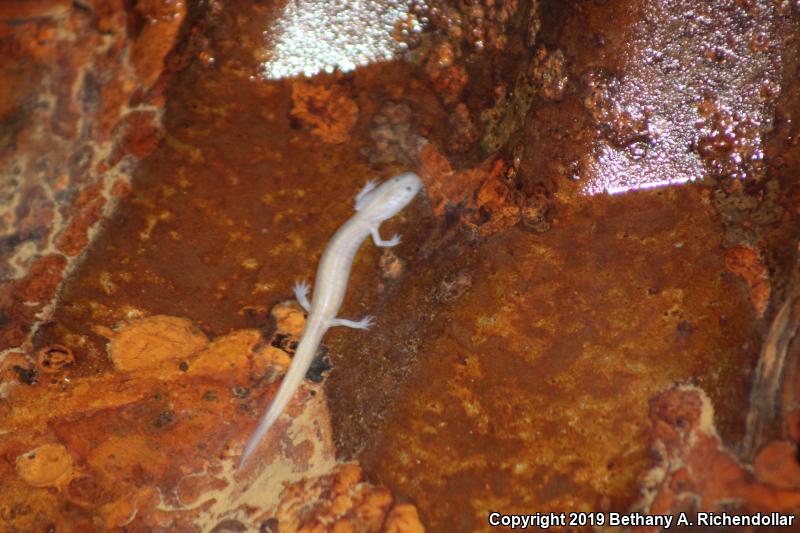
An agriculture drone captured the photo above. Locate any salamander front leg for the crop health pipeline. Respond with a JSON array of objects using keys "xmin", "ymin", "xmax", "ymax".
[
  {"xmin": 354, "ymin": 180, "xmax": 377, "ymax": 211},
  {"xmin": 370, "ymin": 227, "xmax": 401, "ymax": 248},
  {"xmin": 328, "ymin": 315, "xmax": 375, "ymax": 330},
  {"xmin": 292, "ymin": 280, "xmax": 311, "ymax": 312}
]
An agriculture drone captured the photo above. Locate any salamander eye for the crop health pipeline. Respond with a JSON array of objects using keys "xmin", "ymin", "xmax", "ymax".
[{"xmin": 406, "ymin": 187, "xmax": 411, "ymax": 191}]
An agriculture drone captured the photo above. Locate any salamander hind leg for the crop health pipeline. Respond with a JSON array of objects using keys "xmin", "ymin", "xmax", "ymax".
[
  {"xmin": 292, "ymin": 281, "xmax": 311, "ymax": 311},
  {"xmin": 370, "ymin": 227, "xmax": 401, "ymax": 248},
  {"xmin": 328, "ymin": 315, "xmax": 375, "ymax": 329}
]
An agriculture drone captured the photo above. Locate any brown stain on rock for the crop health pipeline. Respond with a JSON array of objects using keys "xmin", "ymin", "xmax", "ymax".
[{"xmin": 351, "ymin": 187, "xmax": 761, "ymax": 531}]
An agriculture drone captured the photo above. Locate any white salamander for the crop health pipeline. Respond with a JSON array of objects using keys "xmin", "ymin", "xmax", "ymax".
[{"xmin": 239, "ymin": 172, "xmax": 422, "ymax": 468}]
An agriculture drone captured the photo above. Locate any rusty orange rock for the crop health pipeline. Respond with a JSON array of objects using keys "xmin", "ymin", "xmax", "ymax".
[
  {"xmin": 378, "ymin": 250, "xmax": 405, "ymax": 280},
  {"xmin": 16, "ymin": 184, "xmax": 55, "ymax": 237},
  {"xmin": 255, "ymin": 343, "xmax": 293, "ymax": 371},
  {"xmin": 109, "ymin": 109, "xmax": 165, "ymax": 165},
  {"xmin": 291, "ymin": 81, "xmax": 359, "ymax": 145},
  {"xmin": 129, "ymin": 0, "xmax": 187, "ymax": 90},
  {"xmin": 0, "ymin": 0, "xmax": 181, "ymax": 357},
  {"xmin": 56, "ymin": 181, "xmax": 107, "ymax": 257},
  {"xmin": 418, "ymin": 142, "xmax": 458, "ymax": 215},
  {"xmin": 183, "ymin": 328, "xmax": 261, "ymax": 376},
  {"xmin": 98, "ymin": 76, "xmax": 132, "ymax": 137},
  {"xmin": 754, "ymin": 440, "xmax": 800, "ymax": 490},
  {"xmin": 724, "ymin": 245, "xmax": 770, "ymax": 316},
  {"xmin": 418, "ymin": 143, "xmax": 521, "ymax": 235},
  {"xmin": 418, "ymin": 143, "xmax": 485, "ymax": 215},
  {"xmin": 1, "ymin": 318, "xmax": 325, "ymax": 529},
  {"xmin": 384, "ymin": 504, "xmax": 425, "ymax": 533},
  {"xmin": 36, "ymin": 344, "xmax": 75, "ymax": 374},
  {"xmin": 0, "ymin": 0, "xmax": 71, "ymax": 21},
  {"xmin": 107, "ymin": 315, "xmax": 209, "ymax": 372},
  {"xmin": 0, "ymin": 351, "xmax": 33, "ymax": 385},
  {"xmin": 637, "ymin": 386, "xmax": 800, "ymax": 531},
  {"xmin": 176, "ymin": 473, "xmax": 229, "ymax": 506},
  {"xmin": 14, "ymin": 253, "xmax": 67, "ymax": 304},
  {"xmin": 272, "ymin": 464, "xmax": 425, "ymax": 533},
  {"xmin": 1, "ymin": 248, "xmax": 68, "ymax": 353},
  {"xmin": 272, "ymin": 300, "xmax": 307, "ymax": 336},
  {"xmin": 252, "ymin": 302, "xmax": 307, "ymax": 371},
  {"xmin": 428, "ymin": 64, "xmax": 469, "ymax": 104},
  {"xmin": 470, "ymin": 159, "xmax": 521, "ymax": 236},
  {"xmin": 15, "ymin": 443, "xmax": 75, "ymax": 489}
]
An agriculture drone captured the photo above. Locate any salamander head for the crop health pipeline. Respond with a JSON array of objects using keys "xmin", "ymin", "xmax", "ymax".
[{"xmin": 355, "ymin": 172, "xmax": 422, "ymax": 221}]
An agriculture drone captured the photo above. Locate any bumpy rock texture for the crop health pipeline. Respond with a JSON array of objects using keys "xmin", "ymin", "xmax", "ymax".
[
  {"xmin": 1, "ymin": 0, "xmax": 800, "ymax": 531},
  {"xmin": 0, "ymin": 0, "xmax": 184, "ymax": 355}
]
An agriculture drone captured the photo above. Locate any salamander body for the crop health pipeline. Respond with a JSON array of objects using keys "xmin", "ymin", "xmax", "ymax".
[{"xmin": 239, "ymin": 173, "xmax": 422, "ymax": 468}]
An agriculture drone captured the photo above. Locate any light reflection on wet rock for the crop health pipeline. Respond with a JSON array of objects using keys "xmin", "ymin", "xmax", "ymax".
[
  {"xmin": 261, "ymin": 0, "xmax": 416, "ymax": 79},
  {"xmin": 581, "ymin": 0, "xmax": 782, "ymax": 195}
]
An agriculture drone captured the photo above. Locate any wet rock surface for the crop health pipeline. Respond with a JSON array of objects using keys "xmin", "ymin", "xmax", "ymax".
[
  {"xmin": 1, "ymin": 0, "xmax": 799, "ymax": 531},
  {"xmin": 0, "ymin": 0, "xmax": 185, "ymax": 355}
]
